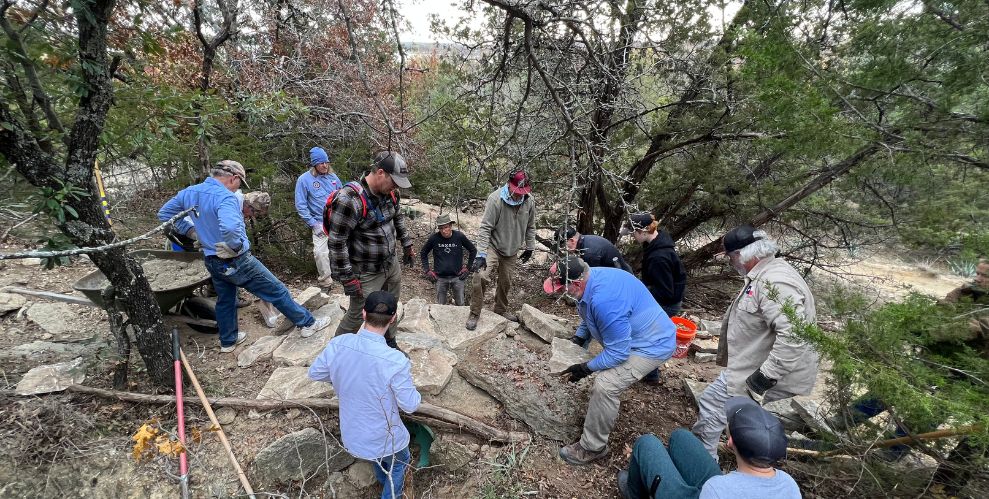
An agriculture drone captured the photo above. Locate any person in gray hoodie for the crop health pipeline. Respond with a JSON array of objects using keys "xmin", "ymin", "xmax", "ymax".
[{"xmin": 466, "ymin": 169, "xmax": 537, "ymax": 330}]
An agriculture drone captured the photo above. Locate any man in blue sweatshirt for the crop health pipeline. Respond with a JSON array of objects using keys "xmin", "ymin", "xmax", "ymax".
[
  {"xmin": 295, "ymin": 147, "xmax": 343, "ymax": 290},
  {"xmin": 544, "ymin": 255, "xmax": 677, "ymax": 465}
]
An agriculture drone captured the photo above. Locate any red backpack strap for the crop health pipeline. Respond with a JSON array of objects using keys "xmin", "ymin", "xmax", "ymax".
[{"xmin": 322, "ymin": 182, "xmax": 369, "ymax": 234}]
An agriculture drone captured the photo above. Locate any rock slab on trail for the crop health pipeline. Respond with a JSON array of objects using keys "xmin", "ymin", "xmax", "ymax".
[
  {"xmin": 251, "ymin": 428, "xmax": 354, "ymax": 485},
  {"xmin": 548, "ymin": 337, "xmax": 595, "ymax": 373},
  {"xmin": 398, "ymin": 298, "xmax": 434, "ymax": 336},
  {"xmin": 429, "ymin": 305, "xmax": 508, "ymax": 351},
  {"xmin": 0, "ymin": 292, "xmax": 27, "ymax": 315},
  {"xmin": 458, "ymin": 336, "xmax": 586, "ymax": 442},
  {"xmin": 519, "ymin": 304, "xmax": 570, "ymax": 342},
  {"xmin": 272, "ymin": 302, "xmax": 344, "ymax": 366},
  {"xmin": 238, "ymin": 335, "xmax": 285, "ymax": 368},
  {"xmin": 25, "ymin": 302, "xmax": 93, "ymax": 339},
  {"xmin": 257, "ymin": 367, "xmax": 335, "ymax": 400},
  {"xmin": 15, "ymin": 357, "xmax": 86, "ymax": 395},
  {"xmin": 396, "ymin": 332, "xmax": 458, "ymax": 396}
]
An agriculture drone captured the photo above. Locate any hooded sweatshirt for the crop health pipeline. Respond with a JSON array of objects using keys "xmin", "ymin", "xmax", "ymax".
[
  {"xmin": 475, "ymin": 185, "xmax": 536, "ymax": 258},
  {"xmin": 640, "ymin": 229, "xmax": 687, "ymax": 306}
]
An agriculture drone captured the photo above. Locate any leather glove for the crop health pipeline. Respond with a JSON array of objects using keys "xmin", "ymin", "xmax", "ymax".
[
  {"xmin": 471, "ymin": 256, "xmax": 487, "ymax": 272},
  {"xmin": 457, "ymin": 266, "xmax": 469, "ymax": 280},
  {"xmin": 568, "ymin": 335, "xmax": 589, "ymax": 348},
  {"xmin": 424, "ymin": 270, "xmax": 438, "ymax": 283},
  {"xmin": 745, "ymin": 370, "xmax": 777, "ymax": 405},
  {"xmin": 214, "ymin": 242, "xmax": 239, "ymax": 259},
  {"xmin": 520, "ymin": 249, "xmax": 533, "ymax": 263},
  {"xmin": 343, "ymin": 278, "xmax": 362, "ymax": 298},
  {"xmin": 561, "ymin": 362, "xmax": 592, "ymax": 383},
  {"xmin": 402, "ymin": 245, "xmax": 414, "ymax": 266},
  {"xmin": 313, "ymin": 226, "xmax": 327, "ymax": 239}
]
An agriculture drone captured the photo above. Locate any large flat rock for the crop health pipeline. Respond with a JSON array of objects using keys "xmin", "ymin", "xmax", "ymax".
[
  {"xmin": 396, "ymin": 332, "xmax": 457, "ymax": 395},
  {"xmin": 238, "ymin": 335, "xmax": 286, "ymax": 368},
  {"xmin": 398, "ymin": 298, "xmax": 434, "ymax": 336},
  {"xmin": 430, "ymin": 305, "xmax": 507, "ymax": 351},
  {"xmin": 276, "ymin": 287, "xmax": 331, "ymax": 332},
  {"xmin": 251, "ymin": 428, "xmax": 354, "ymax": 486},
  {"xmin": 424, "ymin": 371, "xmax": 502, "ymax": 422},
  {"xmin": 272, "ymin": 302, "xmax": 345, "ymax": 366},
  {"xmin": 519, "ymin": 304, "xmax": 569, "ymax": 342},
  {"xmin": 0, "ymin": 293, "xmax": 27, "ymax": 315},
  {"xmin": 25, "ymin": 302, "xmax": 94, "ymax": 339},
  {"xmin": 548, "ymin": 337, "xmax": 595, "ymax": 373},
  {"xmin": 458, "ymin": 336, "xmax": 586, "ymax": 442},
  {"xmin": 257, "ymin": 367, "xmax": 335, "ymax": 400},
  {"xmin": 15, "ymin": 357, "xmax": 86, "ymax": 395}
]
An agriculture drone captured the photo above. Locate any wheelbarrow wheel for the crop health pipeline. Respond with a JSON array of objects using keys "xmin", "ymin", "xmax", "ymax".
[{"xmin": 178, "ymin": 297, "xmax": 219, "ymax": 334}]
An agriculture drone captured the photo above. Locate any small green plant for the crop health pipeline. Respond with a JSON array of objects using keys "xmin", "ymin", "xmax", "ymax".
[
  {"xmin": 35, "ymin": 236, "xmax": 76, "ymax": 269},
  {"xmin": 32, "ymin": 178, "xmax": 89, "ymax": 224},
  {"xmin": 948, "ymin": 256, "xmax": 979, "ymax": 278}
]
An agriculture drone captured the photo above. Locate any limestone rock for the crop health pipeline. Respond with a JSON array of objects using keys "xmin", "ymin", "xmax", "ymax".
[
  {"xmin": 272, "ymin": 303, "xmax": 345, "ymax": 366},
  {"xmin": 424, "ymin": 371, "xmax": 502, "ymax": 421},
  {"xmin": 430, "ymin": 305, "xmax": 507, "ymax": 351},
  {"xmin": 324, "ymin": 472, "xmax": 361, "ymax": 498},
  {"xmin": 25, "ymin": 302, "xmax": 92, "ymax": 339},
  {"xmin": 518, "ymin": 304, "xmax": 569, "ymax": 343},
  {"xmin": 237, "ymin": 335, "xmax": 285, "ymax": 368},
  {"xmin": 345, "ymin": 461, "xmax": 376, "ymax": 488},
  {"xmin": 430, "ymin": 436, "xmax": 476, "ymax": 470},
  {"xmin": 682, "ymin": 379, "xmax": 708, "ymax": 409},
  {"xmin": 790, "ymin": 397, "xmax": 836, "ymax": 436},
  {"xmin": 692, "ymin": 352, "xmax": 717, "ymax": 363},
  {"xmin": 548, "ymin": 337, "xmax": 595, "ymax": 373},
  {"xmin": 458, "ymin": 336, "xmax": 586, "ymax": 442},
  {"xmin": 398, "ymin": 298, "xmax": 434, "ymax": 336},
  {"xmin": 0, "ymin": 292, "xmax": 27, "ymax": 315},
  {"xmin": 397, "ymin": 332, "xmax": 458, "ymax": 395},
  {"xmin": 275, "ymin": 287, "xmax": 332, "ymax": 332},
  {"xmin": 257, "ymin": 367, "xmax": 335, "ymax": 400},
  {"xmin": 15, "ymin": 357, "xmax": 86, "ymax": 395},
  {"xmin": 251, "ymin": 428, "xmax": 354, "ymax": 486},
  {"xmin": 763, "ymin": 398, "xmax": 805, "ymax": 432},
  {"xmin": 7, "ymin": 339, "xmax": 107, "ymax": 362},
  {"xmin": 215, "ymin": 407, "xmax": 237, "ymax": 425},
  {"xmin": 699, "ymin": 319, "xmax": 722, "ymax": 333}
]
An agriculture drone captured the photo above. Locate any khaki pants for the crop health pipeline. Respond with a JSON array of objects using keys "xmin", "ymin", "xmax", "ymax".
[
  {"xmin": 335, "ymin": 255, "xmax": 401, "ymax": 341},
  {"xmin": 470, "ymin": 253, "xmax": 517, "ymax": 316},
  {"xmin": 580, "ymin": 355, "xmax": 668, "ymax": 452},
  {"xmin": 312, "ymin": 232, "xmax": 333, "ymax": 288}
]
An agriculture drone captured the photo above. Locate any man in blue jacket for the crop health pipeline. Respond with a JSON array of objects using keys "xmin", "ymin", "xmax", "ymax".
[
  {"xmin": 544, "ymin": 255, "xmax": 677, "ymax": 465},
  {"xmin": 159, "ymin": 160, "xmax": 331, "ymax": 352},
  {"xmin": 295, "ymin": 147, "xmax": 343, "ymax": 290}
]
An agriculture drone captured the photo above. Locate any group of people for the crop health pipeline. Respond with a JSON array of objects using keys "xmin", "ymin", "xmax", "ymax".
[{"xmin": 158, "ymin": 151, "xmax": 816, "ymax": 498}]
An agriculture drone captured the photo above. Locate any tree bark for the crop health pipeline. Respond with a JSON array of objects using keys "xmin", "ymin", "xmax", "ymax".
[{"xmin": 192, "ymin": 0, "xmax": 237, "ymax": 175}]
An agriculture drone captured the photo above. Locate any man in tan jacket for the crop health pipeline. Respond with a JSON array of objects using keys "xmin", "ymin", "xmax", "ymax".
[
  {"xmin": 466, "ymin": 169, "xmax": 537, "ymax": 330},
  {"xmin": 691, "ymin": 225, "xmax": 819, "ymax": 460}
]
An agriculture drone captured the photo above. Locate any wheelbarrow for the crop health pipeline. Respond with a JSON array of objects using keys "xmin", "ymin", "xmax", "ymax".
[{"xmin": 6, "ymin": 249, "xmax": 218, "ymax": 330}]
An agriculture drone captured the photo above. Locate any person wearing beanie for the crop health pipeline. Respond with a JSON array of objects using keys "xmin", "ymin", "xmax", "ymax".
[
  {"xmin": 617, "ymin": 397, "xmax": 801, "ymax": 499},
  {"xmin": 691, "ymin": 225, "xmax": 819, "ymax": 461},
  {"xmin": 545, "ymin": 255, "xmax": 677, "ymax": 466},
  {"xmin": 295, "ymin": 146, "xmax": 343, "ymax": 290}
]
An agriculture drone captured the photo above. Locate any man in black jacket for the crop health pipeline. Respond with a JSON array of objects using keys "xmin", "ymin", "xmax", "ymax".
[
  {"xmin": 556, "ymin": 225, "xmax": 633, "ymax": 273},
  {"xmin": 421, "ymin": 214, "xmax": 477, "ymax": 305},
  {"xmin": 622, "ymin": 213, "xmax": 686, "ymax": 317}
]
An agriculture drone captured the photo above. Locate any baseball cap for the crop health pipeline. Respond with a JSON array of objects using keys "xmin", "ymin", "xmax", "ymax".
[
  {"xmin": 507, "ymin": 170, "xmax": 532, "ymax": 195},
  {"xmin": 620, "ymin": 212, "xmax": 655, "ymax": 235},
  {"xmin": 363, "ymin": 290, "xmax": 398, "ymax": 316},
  {"xmin": 373, "ymin": 151, "xmax": 411, "ymax": 189},
  {"xmin": 723, "ymin": 225, "xmax": 761, "ymax": 253},
  {"xmin": 725, "ymin": 396, "xmax": 788, "ymax": 465},
  {"xmin": 216, "ymin": 160, "xmax": 249, "ymax": 188},
  {"xmin": 542, "ymin": 255, "xmax": 589, "ymax": 294}
]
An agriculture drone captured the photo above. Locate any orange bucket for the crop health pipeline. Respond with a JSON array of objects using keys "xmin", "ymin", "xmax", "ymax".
[{"xmin": 671, "ymin": 317, "xmax": 697, "ymax": 359}]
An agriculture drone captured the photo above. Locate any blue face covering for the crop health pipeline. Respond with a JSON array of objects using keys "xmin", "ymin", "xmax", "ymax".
[{"xmin": 500, "ymin": 184, "xmax": 524, "ymax": 206}]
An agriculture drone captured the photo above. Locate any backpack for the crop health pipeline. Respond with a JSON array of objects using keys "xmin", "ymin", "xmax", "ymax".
[{"xmin": 321, "ymin": 181, "xmax": 399, "ymax": 235}]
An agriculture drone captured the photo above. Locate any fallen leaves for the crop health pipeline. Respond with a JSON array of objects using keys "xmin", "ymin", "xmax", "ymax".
[{"xmin": 131, "ymin": 420, "xmax": 185, "ymax": 462}]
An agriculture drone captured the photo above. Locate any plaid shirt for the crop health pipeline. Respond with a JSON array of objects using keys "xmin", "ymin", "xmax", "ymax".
[{"xmin": 326, "ymin": 178, "xmax": 411, "ymax": 282}]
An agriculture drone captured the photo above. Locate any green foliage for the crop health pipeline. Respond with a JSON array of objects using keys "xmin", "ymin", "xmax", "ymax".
[
  {"xmin": 35, "ymin": 236, "xmax": 76, "ymax": 269},
  {"xmin": 31, "ymin": 179, "xmax": 88, "ymax": 224}
]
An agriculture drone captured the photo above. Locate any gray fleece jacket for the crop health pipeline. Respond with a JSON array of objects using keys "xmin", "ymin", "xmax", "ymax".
[{"xmin": 475, "ymin": 185, "xmax": 536, "ymax": 258}]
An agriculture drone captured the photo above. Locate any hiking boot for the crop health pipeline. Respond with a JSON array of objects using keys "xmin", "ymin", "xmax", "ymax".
[
  {"xmin": 465, "ymin": 314, "xmax": 479, "ymax": 330},
  {"xmin": 498, "ymin": 310, "xmax": 519, "ymax": 323},
  {"xmin": 300, "ymin": 316, "xmax": 332, "ymax": 338},
  {"xmin": 639, "ymin": 368, "xmax": 662, "ymax": 385},
  {"xmin": 559, "ymin": 441, "xmax": 608, "ymax": 466},
  {"xmin": 219, "ymin": 332, "xmax": 248, "ymax": 353},
  {"xmin": 617, "ymin": 469, "xmax": 632, "ymax": 499}
]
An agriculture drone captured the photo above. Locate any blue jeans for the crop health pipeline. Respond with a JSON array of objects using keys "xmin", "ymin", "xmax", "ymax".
[
  {"xmin": 204, "ymin": 253, "xmax": 314, "ymax": 347},
  {"xmin": 371, "ymin": 447, "xmax": 410, "ymax": 499},
  {"xmin": 628, "ymin": 430, "xmax": 722, "ymax": 498}
]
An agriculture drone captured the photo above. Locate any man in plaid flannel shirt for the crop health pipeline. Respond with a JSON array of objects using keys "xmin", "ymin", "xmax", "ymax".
[{"xmin": 326, "ymin": 151, "xmax": 414, "ymax": 350}]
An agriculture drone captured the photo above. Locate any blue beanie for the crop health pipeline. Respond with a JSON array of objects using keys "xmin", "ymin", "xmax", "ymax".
[{"xmin": 310, "ymin": 147, "xmax": 330, "ymax": 167}]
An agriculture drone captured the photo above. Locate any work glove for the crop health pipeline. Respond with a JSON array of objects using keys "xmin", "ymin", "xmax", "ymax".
[
  {"xmin": 457, "ymin": 266, "xmax": 470, "ymax": 280},
  {"xmin": 313, "ymin": 226, "xmax": 327, "ymax": 240},
  {"xmin": 568, "ymin": 334, "xmax": 589, "ymax": 348},
  {"xmin": 561, "ymin": 362, "xmax": 592, "ymax": 383},
  {"xmin": 471, "ymin": 256, "xmax": 487, "ymax": 272},
  {"xmin": 520, "ymin": 249, "xmax": 533, "ymax": 263},
  {"xmin": 343, "ymin": 278, "xmax": 363, "ymax": 298},
  {"xmin": 424, "ymin": 270, "xmax": 438, "ymax": 283},
  {"xmin": 402, "ymin": 245, "xmax": 415, "ymax": 266},
  {"xmin": 744, "ymin": 370, "xmax": 777, "ymax": 405},
  {"xmin": 214, "ymin": 242, "xmax": 239, "ymax": 259},
  {"xmin": 186, "ymin": 227, "xmax": 201, "ymax": 250}
]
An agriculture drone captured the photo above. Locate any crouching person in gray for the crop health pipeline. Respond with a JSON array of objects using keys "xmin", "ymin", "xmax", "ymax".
[{"xmin": 692, "ymin": 225, "xmax": 819, "ymax": 461}]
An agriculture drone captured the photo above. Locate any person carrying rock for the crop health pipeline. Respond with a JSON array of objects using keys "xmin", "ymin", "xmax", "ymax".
[
  {"xmin": 692, "ymin": 225, "xmax": 818, "ymax": 461},
  {"xmin": 308, "ymin": 290, "xmax": 421, "ymax": 499},
  {"xmin": 158, "ymin": 160, "xmax": 331, "ymax": 352},
  {"xmin": 325, "ymin": 151, "xmax": 414, "ymax": 350},
  {"xmin": 618, "ymin": 397, "xmax": 801, "ymax": 499},
  {"xmin": 556, "ymin": 224, "xmax": 633, "ymax": 272},
  {"xmin": 294, "ymin": 146, "xmax": 344, "ymax": 291},
  {"xmin": 544, "ymin": 255, "xmax": 676, "ymax": 465},
  {"xmin": 420, "ymin": 213, "xmax": 477, "ymax": 306},
  {"xmin": 466, "ymin": 169, "xmax": 537, "ymax": 330}
]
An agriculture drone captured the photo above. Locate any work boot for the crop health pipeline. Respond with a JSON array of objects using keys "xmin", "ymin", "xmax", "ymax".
[
  {"xmin": 300, "ymin": 316, "xmax": 332, "ymax": 338},
  {"xmin": 617, "ymin": 469, "xmax": 632, "ymax": 499},
  {"xmin": 465, "ymin": 314, "xmax": 479, "ymax": 331},
  {"xmin": 559, "ymin": 441, "xmax": 608, "ymax": 466},
  {"xmin": 219, "ymin": 332, "xmax": 248, "ymax": 353},
  {"xmin": 498, "ymin": 310, "xmax": 519, "ymax": 323},
  {"xmin": 640, "ymin": 368, "xmax": 661, "ymax": 385}
]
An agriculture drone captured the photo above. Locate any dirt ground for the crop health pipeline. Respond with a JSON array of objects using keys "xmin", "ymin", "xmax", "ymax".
[{"xmin": 0, "ymin": 192, "xmax": 979, "ymax": 498}]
